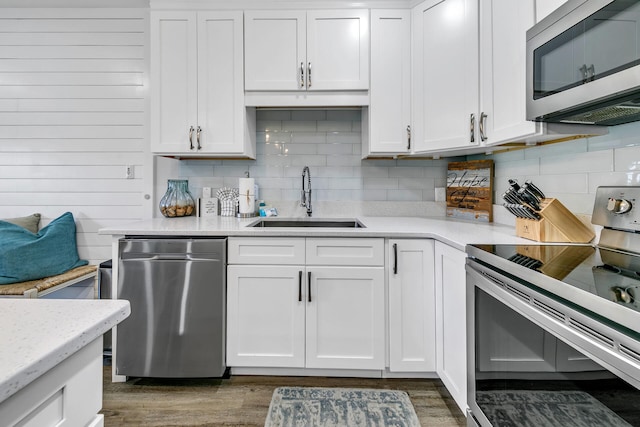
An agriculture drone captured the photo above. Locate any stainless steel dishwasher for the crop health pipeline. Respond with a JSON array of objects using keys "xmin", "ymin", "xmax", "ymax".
[{"xmin": 116, "ymin": 238, "xmax": 226, "ymax": 378}]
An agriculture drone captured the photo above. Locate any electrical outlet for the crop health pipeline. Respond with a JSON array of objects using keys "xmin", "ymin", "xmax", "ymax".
[
  {"xmin": 435, "ymin": 187, "xmax": 446, "ymax": 202},
  {"xmin": 126, "ymin": 165, "xmax": 134, "ymax": 179}
]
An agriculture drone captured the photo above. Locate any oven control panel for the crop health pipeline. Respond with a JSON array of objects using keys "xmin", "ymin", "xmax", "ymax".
[{"xmin": 592, "ymin": 186, "xmax": 640, "ymax": 231}]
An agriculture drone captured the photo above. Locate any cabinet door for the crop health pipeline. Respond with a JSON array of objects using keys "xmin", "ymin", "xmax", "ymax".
[
  {"xmin": 388, "ymin": 239, "xmax": 436, "ymax": 372},
  {"xmin": 227, "ymin": 265, "xmax": 305, "ymax": 368},
  {"xmin": 197, "ymin": 12, "xmax": 245, "ymax": 154},
  {"xmin": 244, "ymin": 11, "xmax": 306, "ymax": 91},
  {"xmin": 306, "ymin": 10, "xmax": 369, "ymax": 90},
  {"xmin": 150, "ymin": 12, "xmax": 198, "ymax": 153},
  {"xmin": 412, "ymin": 0, "xmax": 479, "ymax": 153},
  {"xmin": 480, "ymin": 0, "xmax": 538, "ymax": 145},
  {"xmin": 434, "ymin": 242, "xmax": 467, "ymax": 412},
  {"xmin": 368, "ymin": 10, "xmax": 411, "ymax": 155},
  {"xmin": 306, "ymin": 266, "xmax": 385, "ymax": 370}
]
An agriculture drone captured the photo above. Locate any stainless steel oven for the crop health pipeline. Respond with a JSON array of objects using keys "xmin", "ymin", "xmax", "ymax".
[{"xmin": 466, "ymin": 186, "xmax": 640, "ymax": 426}]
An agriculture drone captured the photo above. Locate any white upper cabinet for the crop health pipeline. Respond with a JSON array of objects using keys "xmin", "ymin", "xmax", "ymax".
[
  {"xmin": 411, "ymin": 0, "xmax": 604, "ymax": 155},
  {"xmin": 150, "ymin": 11, "xmax": 256, "ymax": 158},
  {"xmin": 412, "ymin": 0, "xmax": 479, "ymax": 153},
  {"xmin": 479, "ymin": 0, "xmax": 537, "ymax": 146},
  {"xmin": 244, "ymin": 11, "xmax": 305, "ymax": 91},
  {"xmin": 244, "ymin": 10, "xmax": 369, "ymax": 91},
  {"xmin": 364, "ymin": 9, "xmax": 412, "ymax": 157}
]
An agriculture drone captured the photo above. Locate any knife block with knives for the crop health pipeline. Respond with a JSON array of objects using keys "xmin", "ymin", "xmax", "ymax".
[{"xmin": 503, "ymin": 179, "xmax": 595, "ymax": 243}]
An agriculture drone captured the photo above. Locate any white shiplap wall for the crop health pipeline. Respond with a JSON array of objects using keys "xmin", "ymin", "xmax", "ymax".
[{"xmin": 0, "ymin": 8, "xmax": 151, "ymax": 265}]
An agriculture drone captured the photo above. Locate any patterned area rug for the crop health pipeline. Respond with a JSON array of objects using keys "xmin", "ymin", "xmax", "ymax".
[
  {"xmin": 264, "ymin": 387, "xmax": 421, "ymax": 427},
  {"xmin": 477, "ymin": 390, "xmax": 632, "ymax": 427}
]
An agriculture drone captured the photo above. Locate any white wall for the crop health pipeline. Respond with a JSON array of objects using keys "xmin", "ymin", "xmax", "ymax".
[{"xmin": 0, "ymin": 9, "xmax": 151, "ymax": 265}]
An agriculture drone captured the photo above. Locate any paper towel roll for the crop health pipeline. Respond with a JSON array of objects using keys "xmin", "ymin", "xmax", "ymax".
[{"xmin": 238, "ymin": 178, "xmax": 255, "ymax": 214}]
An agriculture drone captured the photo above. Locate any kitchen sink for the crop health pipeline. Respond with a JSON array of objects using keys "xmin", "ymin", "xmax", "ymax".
[{"xmin": 248, "ymin": 218, "xmax": 365, "ymax": 228}]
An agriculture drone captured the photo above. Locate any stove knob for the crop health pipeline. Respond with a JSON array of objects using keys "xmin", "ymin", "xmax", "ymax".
[{"xmin": 607, "ymin": 198, "xmax": 632, "ymax": 214}]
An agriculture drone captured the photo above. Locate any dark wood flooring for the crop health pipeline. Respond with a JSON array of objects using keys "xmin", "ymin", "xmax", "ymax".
[{"xmin": 101, "ymin": 366, "xmax": 466, "ymax": 426}]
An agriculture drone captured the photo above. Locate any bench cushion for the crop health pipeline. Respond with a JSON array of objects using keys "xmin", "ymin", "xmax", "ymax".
[{"xmin": 0, "ymin": 212, "xmax": 88, "ymax": 285}]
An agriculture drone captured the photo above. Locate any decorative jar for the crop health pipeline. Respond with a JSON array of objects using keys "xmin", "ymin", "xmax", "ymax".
[{"xmin": 159, "ymin": 179, "xmax": 195, "ymax": 217}]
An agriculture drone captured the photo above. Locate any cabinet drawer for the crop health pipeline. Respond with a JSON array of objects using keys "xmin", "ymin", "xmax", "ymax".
[
  {"xmin": 228, "ymin": 237, "xmax": 305, "ymax": 265},
  {"xmin": 306, "ymin": 238, "xmax": 384, "ymax": 266}
]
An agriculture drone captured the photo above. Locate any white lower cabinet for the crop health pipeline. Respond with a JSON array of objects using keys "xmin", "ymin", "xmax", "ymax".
[
  {"xmin": 226, "ymin": 265, "xmax": 305, "ymax": 368},
  {"xmin": 434, "ymin": 241, "xmax": 468, "ymax": 412},
  {"xmin": 227, "ymin": 237, "xmax": 385, "ymax": 371},
  {"xmin": 0, "ymin": 338, "xmax": 104, "ymax": 427},
  {"xmin": 388, "ymin": 239, "xmax": 436, "ymax": 372},
  {"xmin": 306, "ymin": 266, "xmax": 385, "ymax": 370}
]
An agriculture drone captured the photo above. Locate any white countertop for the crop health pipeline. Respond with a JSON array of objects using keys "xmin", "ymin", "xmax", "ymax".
[
  {"xmin": 99, "ymin": 215, "xmax": 532, "ymax": 251},
  {"xmin": 0, "ymin": 299, "xmax": 130, "ymax": 403}
]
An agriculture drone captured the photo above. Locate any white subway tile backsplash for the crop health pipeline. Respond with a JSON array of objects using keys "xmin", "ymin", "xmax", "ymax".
[
  {"xmin": 362, "ymin": 189, "xmax": 388, "ymax": 200},
  {"xmin": 317, "ymin": 143, "xmax": 356, "ymax": 155},
  {"xmin": 282, "ymin": 120, "xmax": 317, "ymax": 132},
  {"xmin": 364, "ymin": 177, "xmax": 398, "ymax": 190},
  {"xmin": 387, "ymin": 188, "xmax": 423, "ymax": 201},
  {"xmin": 614, "ymin": 145, "xmax": 640, "ymax": 172},
  {"xmin": 540, "ymin": 150, "xmax": 613, "ymax": 175},
  {"xmin": 315, "ymin": 166, "xmax": 357, "ymax": 178},
  {"xmin": 398, "ymin": 177, "xmax": 431, "ymax": 189},
  {"xmin": 291, "ymin": 110, "xmax": 327, "ymax": 121},
  {"xmin": 389, "ymin": 167, "xmax": 425, "ymax": 178},
  {"xmin": 326, "ymin": 155, "xmax": 362, "ymax": 166},
  {"xmin": 317, "ymin": 121, "xmax": 352, "ymax": 132},
  {"xmin": 526, "ymin": 174, "xmax": 588, "ymax": 194},
  {"xmin": 315, "ymin": 189, "xmax": 360, "ymax": 201},
  {"xmin": 176, "ymin": 111, "xmax": 640, "ymax": 209},
  {"xmin": 525, "ymin": 139, "xmax": 588, "ymax": 159},
  {"xmin": 290, "ymin": 132, "xmax": 326, "ymax": 144},
  {"xmin": 257, "ymin": 110, "xmax": 292, "ymax": 121},
  {"xmin": 494, "ymin": 158, "xmax": 540, "ymax": 178},
  {"xmin": 326, "ymin": 110, "xmax": 361, "ymax": 121},
  {"xmin": 587, "ymin": 172, "xmax": 640, "ymax": 192},
  {"xmin": 326, "ymin": 132, "xmax": 360, "ymax": 145},
  {"xmin": 256, "ymin": 120, "xmax": 284, "ymax": 131}
]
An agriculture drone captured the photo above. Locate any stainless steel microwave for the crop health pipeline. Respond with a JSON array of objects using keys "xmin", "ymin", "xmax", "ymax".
[{"xmin": 526, "ymin": 0, "xmax": 640, "ymax": 126}]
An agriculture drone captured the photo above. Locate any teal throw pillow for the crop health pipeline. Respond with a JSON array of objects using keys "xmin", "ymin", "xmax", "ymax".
[{"xmin": 0, "ymin": 212, "xmax": 88, "ymax": 285}]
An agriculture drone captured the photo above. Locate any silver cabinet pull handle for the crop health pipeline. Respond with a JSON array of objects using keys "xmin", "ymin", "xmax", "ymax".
[
  {"xmin": 308, "ymin": 271, "xmax": 312, "ymax": 302},
  {"xmin": 196, "ymin": 126, "xmax": 202, "ymax": 150},
  {"xmin": 393, "ymin": 243, "xmax": 398, "ymax": 275},
  {"xmin": 300, "ymin": 62, "xmax": 304, "ymax": 88},
  {"xmin": 188, "ymin": 126, "xmax": 194, "ymax": 150},
  {"xmin": 307, "ymin": 62, "xmax": 311, "ymax": 88},
  {"xmin": 406, "ymin": 125, "xmax": 411, "ymax": 151},
  {"xmin": 479, "ymin": 112, "xmax": 487, "ymax": 142},
  {"xmin": 470, "ymin": 113, "xmax": 475, "ymax": 143},
  {"xmin": 298, "ymin": 270, "xmax": 302, "ymax": 302}
]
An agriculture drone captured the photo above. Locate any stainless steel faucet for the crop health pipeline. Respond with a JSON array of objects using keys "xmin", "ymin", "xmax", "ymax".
[{"xmin": 301, "ymin": 166, "xmax": 312, "ymax": 217}]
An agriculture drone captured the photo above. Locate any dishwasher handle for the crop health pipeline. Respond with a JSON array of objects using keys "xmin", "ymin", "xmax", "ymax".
[{"xmin": 121, "ymin": 254, "xmax": 220, "ymax": 262}]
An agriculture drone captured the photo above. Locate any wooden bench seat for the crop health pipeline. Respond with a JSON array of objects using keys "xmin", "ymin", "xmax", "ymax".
[{"xmin": 0, "ymin": 265, "xmax": 98, "ymax": 298}]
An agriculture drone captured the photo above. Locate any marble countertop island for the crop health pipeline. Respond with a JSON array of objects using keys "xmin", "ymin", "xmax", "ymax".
[
  {"xmin": 99, "ymin": 215, "xmax": 532, "ymax": 251},
  {"xmin": 0, "ymin": 299, "xmax": 130, "ymax": 403}
]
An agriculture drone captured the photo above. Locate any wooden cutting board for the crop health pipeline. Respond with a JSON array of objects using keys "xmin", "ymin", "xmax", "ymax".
[{"xmin": 446, "ymin": 160, "xmax": 494, "ymax": 222}]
